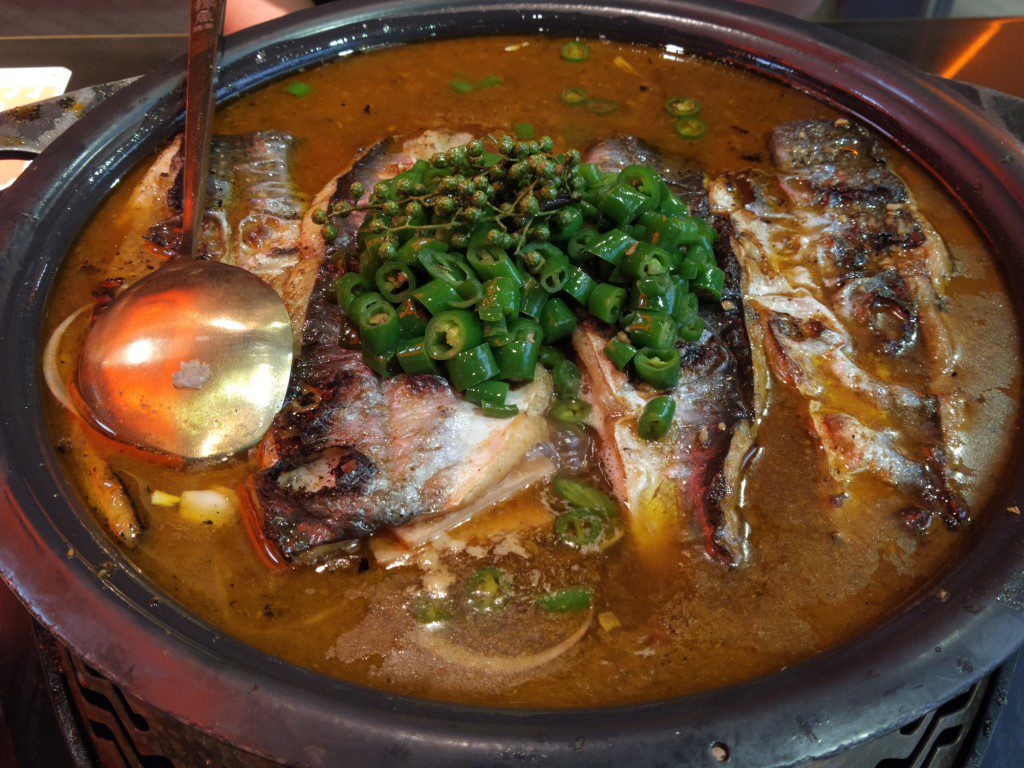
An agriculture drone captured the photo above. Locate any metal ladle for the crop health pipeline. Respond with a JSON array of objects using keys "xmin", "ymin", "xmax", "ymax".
[{"xmin": 76, "ymin": 0, "xmax": 293, "ymax": 460}]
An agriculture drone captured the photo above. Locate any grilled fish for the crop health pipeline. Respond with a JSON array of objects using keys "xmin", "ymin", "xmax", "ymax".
[
  {"xmin": 575, "ymin": 138, "xmax": 755, "ymax": 567},
  {"xmin": 63, "ymin": 131, "xmax": 309, "ymax": 544},
  {"xmin": 709, "ymin": 118, "xmax": 966, "ymax": 529},
  {"xmin": 245, "ymin": 131, "xmax": 555, "ymax": 563}
]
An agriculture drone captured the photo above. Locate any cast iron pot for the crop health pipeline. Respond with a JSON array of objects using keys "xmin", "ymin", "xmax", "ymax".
[{"xmin": 1, "ymin": 2, "xmax": 1023, "ymax": 766}]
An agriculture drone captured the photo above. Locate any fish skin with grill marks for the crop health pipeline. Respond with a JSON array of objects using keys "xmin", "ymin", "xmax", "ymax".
[
  {"xmin": 574, "ymin": 137, "xmax": 756, "ymax": 568},
  {"xmin": 245, "ymin": 132, "xmax": 555, "ymax": 562},
  {"xmin": 709, "ymin": 117, "xmax": 966, "ymax": 531}
]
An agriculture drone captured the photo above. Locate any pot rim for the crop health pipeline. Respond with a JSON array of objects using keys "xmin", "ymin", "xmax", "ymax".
[{"xmin": 1, "ymin": 2, "xmax": 1023, "ymax": 766}]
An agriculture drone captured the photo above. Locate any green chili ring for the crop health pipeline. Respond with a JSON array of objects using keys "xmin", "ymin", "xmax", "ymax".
[
  {"xmin": 424, "ymin": 309, "xmax": 484, "ymax": 360},
  {"xmin": 664, "ymin": 96, "xmax": 701, "ymax": 117},
  {"xmin": 560, "ymin": 86, "xmax": 588, "ymax": 104},
  {"xmin": 675, "ymin": 116, "xmax": 708, "ymax": 139},
  {"xmin": 555, "ymin": 509, "xmax": 605, "ymax": 547}
]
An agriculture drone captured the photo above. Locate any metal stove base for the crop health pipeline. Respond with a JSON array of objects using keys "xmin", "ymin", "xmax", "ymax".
[{"xmin": 30, "ymin": 625, "xmax": 1018, "ymax": 768}]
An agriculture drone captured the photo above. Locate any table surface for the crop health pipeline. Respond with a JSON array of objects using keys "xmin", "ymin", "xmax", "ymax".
[{"xmin": 0, "ymin": 14, "xmax": 1022, "ymax": 768}]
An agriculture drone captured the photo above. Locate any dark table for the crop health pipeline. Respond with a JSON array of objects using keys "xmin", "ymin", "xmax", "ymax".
[{"xmin": 1, "ymin": 15, "xmax": 1022, "ymax": 768}]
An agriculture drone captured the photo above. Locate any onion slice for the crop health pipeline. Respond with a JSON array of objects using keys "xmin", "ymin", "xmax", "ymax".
[
  {"xmin": 413, "ymin": 609, "xmax": 593, "ymax": 675},
  {"xmin": 42, "ymin": 304, "xmax": 91, "ymax": 412}
]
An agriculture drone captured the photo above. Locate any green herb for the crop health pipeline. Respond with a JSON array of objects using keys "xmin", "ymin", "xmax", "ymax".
[
  {"xmin": 449, "ymin": 79, "xmax": 475, "ymax": 94},
  {"xmin": 284, "ymin": 81, "xmax": 311, "ymax": 97},
  {"xmin": 536, "ymin": 586, "xmax": 593, "ymax": 612}
]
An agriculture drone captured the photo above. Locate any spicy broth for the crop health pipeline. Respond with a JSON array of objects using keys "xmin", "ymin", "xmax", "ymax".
[{"xmin": 42, "ymin": 36, "xmax": 1021, "ymax": 707}]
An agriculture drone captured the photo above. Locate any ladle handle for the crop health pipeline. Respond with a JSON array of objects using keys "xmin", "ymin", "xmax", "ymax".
[{"xmin": 180, "ymin": 0, "xmax": 226, "ymax": 260}]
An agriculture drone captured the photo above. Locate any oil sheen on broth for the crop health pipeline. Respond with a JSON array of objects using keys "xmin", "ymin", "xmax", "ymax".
[{"xmin": 43, "ymin": 37, "xmax": 1021, "ymax": 707}]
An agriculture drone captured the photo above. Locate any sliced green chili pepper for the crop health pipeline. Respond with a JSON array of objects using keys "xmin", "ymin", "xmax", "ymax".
[
  {"xmin": 539, "ymin": 251, "xmax": 570, "ymax": 293},
  {"xmin": 495, "ymin": 339, "xmax": 540, "ymax": 382},
  {"xmin": 449, "ymin": 78, "xmax": 475, "ymax": 94},
  {"xmin": 550, "ymin": 398, "xmax": 592, "ymax": 424},
  {"xmin": 374, "ymin": 263, "xmax": 417, "ymax": 303},
  {"xmin": 560, "ymin": 40, "xmax": 590, "ymax": 62},
  {"xmin": 397, "ymin": 298, "xmax": 430, "ymax": 338},
  {"xmin": 362, "ymin": 348, "xmax": 397, "ymax": 378},
  {"xmin": 664, "ymin": 96, "xmax": 701, "ymax": 117},
  {"xmin": 540, "ymin": 297, "xmax": 576, "ymax": 343},
  {"xmin": 658, "ymin": 183, "xmax": 689, "ymax": 217},
  {"xmin": 599, "ymin": 183, "xmax": 648, "ymax": 225},
  {"xmin": 334, "ymin": 272, "xmax": 370, "ymax": 314},
  {"xmin": 616, "ymin": 165, "xmax": 662, "ymax": 217},
  {"xmin": 482, "ymin": 402, "xmax": 519, "ymax": 418},
  {"xmin": 478, "ymin": 276, "xmax": 520, "ymax": 322},
  {"xmin": 411, "ymin": 595, "xmax": 453, "ymax": 624},
  {"xmin": 621, "ymin": 245, "xmax": 667, "ymax": 279},
  {"xmin": 555, "ymin": 509, "xmax": 604, "ymax": 547},
  {"xmin": 677, "ymin": 313, "xmax": 705, "ymax": 342},
  {"xmin": 586, "ymin": 98, "xmax": 619, "ymax": 115},
  {"xmin": 351, "ymin": 293, "xmax": 398, "ymax": 355},
  {"xmin": 624, "ymin": 310, "xmax": 677, "ymax": 350},
  {"xmin": 538, "ymin": 345, "xmax": 565, "ymax": 368},
  {"xmin": 631, "ymin": 273, "xmax": 677, "ymax": 314},
  {"xmin": 578, "ymin": 163, "xmax": 604, "ymax": 188},
  {"xmin": 563, "ymin": 265, "xmax": 596, "ymax": 305},
  {"xmin": 586, "ymin": 228, "xmax": 637, "ymax": 267},
  {"xmin": 447, "ymin": 343, "xmax": 498, "ymax": 390},
  {"xmin": 466, "ymin": 380, "xmax": 510, "ymax": 406},
  {"xmin": 451, "ymin": 276, "xmax": 484, "ymax": 309},
  {"xmin": 483, "ymin": 316, "xmax": 509, "ymax": 343},
  {"xmin": 425, "ymin": 309, "xmax": 484, "ymax": 360},
  {"xmin": 565, "ymin": 227, "xmax": 600, "ymax": 262},
  {"xmin": 604, "ymin": 337, "xmax": 637, "ymax": 370},
  {"xmin": 536, "ymin": 586, "xmax": 593, "ymax": 612},
  {"xmin": 672, "ymin": 290, "xmax": 699, "ymax": 325},
  {"xmin": 634, "ymin": 346, "xmax": 682, "ymax": 389},
  {"xmin": 419, "ymin": 250, "xmax": 475, "ymax": 288},
  {"xmin": 467, "ymin": 566, "xmax": 512, "ymax": 611},
  {"xmin": 412, "ymin": 279, "xmax": 460, "ymax": 315},
  {"xmin": 694, "ymin": 265, "xmax": 726, "ymax": 301},
  {"xmin": 638, "ymin": 395, "xmax": 675, "ymax": 440},
  {"xmin": 467, "ymin": 246, "xmax": 525, "ymax": 285},
  {"xmin": 553, "ymin": 477, "xmax": 618, "ymax": 518},
  {"xmin": 675, "ymin": 116, "xmax": 708, "ymax": 139},
  {"xmin": 587, "ymin": 283, "xmax": 627, "ymax": 324},
  {"xmin": 552, "ymin": 359, "xmax": 582, "ymax": 399},
  {"xmin": 560, "ymin": 86, "xmax": 588, "ymax": 105},
  {"xmin": 520, "ymin": 279, "xmax": 548, "ymax": 320},
  {"xmin": 396, "ymin": 337, "xmax": 440, "ymax": 375}
]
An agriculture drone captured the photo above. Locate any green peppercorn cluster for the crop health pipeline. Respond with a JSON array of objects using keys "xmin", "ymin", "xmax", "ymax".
[{"xmin": 322, "ymin": 133, "xmax": 726, "ymax": 439}]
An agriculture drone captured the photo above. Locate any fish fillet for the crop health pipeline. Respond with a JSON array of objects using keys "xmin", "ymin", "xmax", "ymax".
[
  {"xmin": 246, "ymin": 132, "xmax": 557, "ymax": 562},
  {"xmin": 709, "ymin": 118, "xmax": 966, "ymax": 529},
  {"xmin": 575, "ymin": 137, "xmax": 755, "ymax": 567}
]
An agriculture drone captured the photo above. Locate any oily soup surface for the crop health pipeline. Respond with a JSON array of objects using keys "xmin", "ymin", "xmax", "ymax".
[{"xmin": 44, "ymin": 38, "xmax": 1021, "ymax": 707}]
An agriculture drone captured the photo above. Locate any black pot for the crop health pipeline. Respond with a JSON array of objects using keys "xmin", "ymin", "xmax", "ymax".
[{"xmin": 1, "ymin": 2, "xmax": 1023, "ymax": 766}]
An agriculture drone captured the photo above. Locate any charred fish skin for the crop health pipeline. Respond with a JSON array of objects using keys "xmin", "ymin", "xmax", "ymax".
[
  {"xmin": 711, "ymin": 118, "xmax": 966, "ymax": 531},
  {"xmin": 249, "ymin": 132, "xmax": 554, "ymax": 562},
  {"xmin": 576, "ymin": 137, "xmax": 755, "ymax": 567}
]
